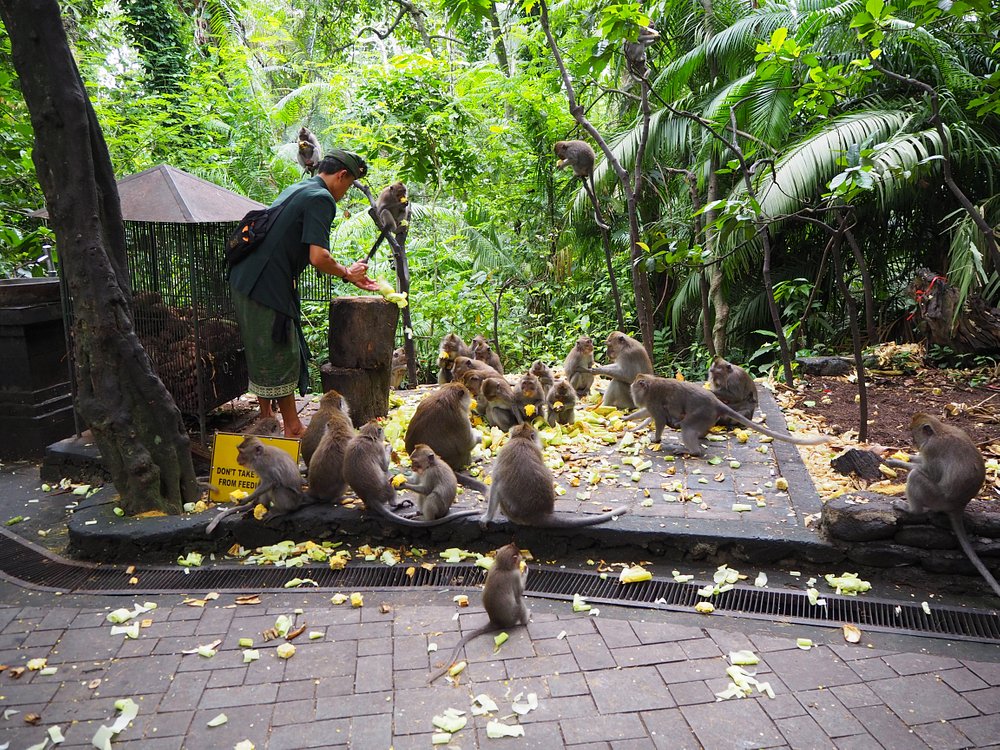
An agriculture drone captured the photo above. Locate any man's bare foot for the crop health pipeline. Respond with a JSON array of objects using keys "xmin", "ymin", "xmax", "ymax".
[{"xmin": 284, "ymin": 422, "xmax": 306, "ymax": 439}]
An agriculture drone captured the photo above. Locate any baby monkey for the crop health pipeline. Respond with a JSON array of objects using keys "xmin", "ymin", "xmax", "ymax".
[
  {"xmin": 400, "ymin": 444, "xmax": 481, "ymax": 521},
  {"xmin": 884, "ymin": 413, "xmax": 1000, "ymax": 598},
  {"xmin": 553, "ymin": 139, "xmax": 610, "ymax": 231},
  {"xmin": 428, "ymin": 543, "xmax": 530, "ymax": 683},
  {"xmin": 546, "ymin": 378, "xmax": 578, "ymax": 426},
  {"xmin": 707, "ymin": 356, "xmax": 758, "ymax": 426},
  {"xmin": 563, "ymin": 335, "xmax": 595, "ymax": 397},
  {"xmin": 206, "ymin": 436, "xmax": 309, "ymax": 534}
]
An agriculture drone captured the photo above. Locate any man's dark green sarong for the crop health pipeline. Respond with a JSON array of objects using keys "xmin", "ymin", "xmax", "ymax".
[{"xmin": 232, "ymin": 289, "xmax": 302, "ymax": 399}]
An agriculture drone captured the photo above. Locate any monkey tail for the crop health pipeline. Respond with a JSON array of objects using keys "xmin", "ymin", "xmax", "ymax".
[
  {"xmin": 720, "ymin": 405, "xmax": 831, "ymax": 447},
  {"xmin": 536, "ymin": 503, "xmax": 631, "ymax": 528},
  {"xmin": 366, "ymin": 487, "xmax": 482, "ymax": 528},
  {"xmin": 205, "ymin": 502, "xmax": 252, "ymax": 535},
  {"xmin": 428, "ymin": 625, "xmax": 495, "ymax": 683},
  {"xmin": 949, "ymin": 512, "xmax": 1000, "ymax": 599},
  {"xmin": 455, "ymin": 473, "xmax": 489, "ymax": 495}
]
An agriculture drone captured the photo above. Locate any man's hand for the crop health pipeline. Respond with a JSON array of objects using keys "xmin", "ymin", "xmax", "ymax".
[{"xmin": 344, "ymin": 261, "xmax": 380, "ymax": 291}]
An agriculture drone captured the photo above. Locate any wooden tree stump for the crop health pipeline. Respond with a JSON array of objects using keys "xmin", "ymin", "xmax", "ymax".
[
  {"xmin": 911, "ymin": 268, "xmax": 1000, "ymax": 355},
  {"xmin": 325, "ymin": 297, "xmax": 399, "ymax": 426}
]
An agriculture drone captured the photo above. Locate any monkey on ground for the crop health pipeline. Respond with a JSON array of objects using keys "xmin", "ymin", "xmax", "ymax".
[
  {"xmin": 437, "ymin": 333, "xmax": 473, "ymax": 384},
  {"xmin": 390, "ymin": 347, "xmax": 408, "ymax": 389},
  {"xmin": 514, "ymin": 373, "xmax": 546, "ymax": 423},
  {"xmin": 345, "ymin": 422, "xmax": 479, "ymax": 527},
  {"xmin": 563, "ymin": 335, "xmax": 595, "ymax": 398},
  {"xmin": 296, "ymin": 127, "xmax": 321, "ymax": 176},
  {"xmin": 553, "ymin": 139, "xmax": 610, "ymax": 231},
  {"xmin": 452, "ymin": 355, "xmax": 501, "ymax": 383},
  {"xmin": 428, "ymin": 543, "xmax": 530, "ymax": 683},
  {"xmin": 300, "ymin": 390, "xmax": 351, "ymax": 468},
  {"xmin": 472, "ymin": 336, "xmax": 504, "ymax": 374},
  {"xmin": 460, "ymin": 370, "xmax": 489, "ymax": 418},
  {"xmin": 587, "ymin": 331, "xmax": 653, "ymax": 410},
  {"xmin": 528, "ymin": 361, "xmax": 555, "ymax": 397},
  {"xmin": 480, "ymin": 376, "xmax": 522, "ymax": 431},
  {"xmin": 707, "ymin": 356, "xmax": 758, "ymax": 426},
  {"xmin": 306, "ymin": 404, "xmax": 355, "ymax": 503},
  {"xmin": 546, "ymin": 378, "xmax": 578, "ymax": 426},
  {"xmin": 627, "ymin": 374, "xmax": 830, "ymax": 457},
  {"xmin": 481, "ymin": 423, "xmax": 630, "ymax": 528},
  {"xmin": 206, "ymin": 436, "xmax": 310, "ymax": 534},
  {"xmin": 398, "ymin": 444, "xmax": 465, "ymax": 521},
  {"xmin": 883, "ymin": 413, "xmax": 1000, "ymax": 598}
]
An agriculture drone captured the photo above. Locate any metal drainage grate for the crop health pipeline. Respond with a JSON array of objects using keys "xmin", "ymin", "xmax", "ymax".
[{"xmin": 2, "ymin": 528, "xmax": 998, "ymax": 643}]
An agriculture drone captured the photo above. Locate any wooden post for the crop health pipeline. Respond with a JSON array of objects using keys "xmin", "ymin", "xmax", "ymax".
[{"xmin": 323, "ymin": 297, "xmax": 399, "ymax": 427}]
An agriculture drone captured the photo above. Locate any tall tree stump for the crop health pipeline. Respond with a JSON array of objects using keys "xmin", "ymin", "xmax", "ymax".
[{"xmin": 322, "ymin": 297, "xmax": 399, "ymax": 427}]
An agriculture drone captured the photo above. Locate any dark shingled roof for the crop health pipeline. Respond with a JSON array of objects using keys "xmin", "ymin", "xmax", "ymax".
[{"xmin": 31, "ymin": 164, "xmax": 265, "ymax": 223}]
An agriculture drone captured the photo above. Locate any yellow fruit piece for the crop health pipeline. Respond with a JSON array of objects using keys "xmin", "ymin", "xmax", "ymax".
[
  {"xmin": 878, "ymin": 464, "xmax": 897, "ymax": 479},
  {"xmin": 252, "ymin": 504, "xmax": 267, "ymax": 521},
  {"xmin": 694, "ymin": 602, "xmax": 715, "ymax": 614},
  {"xmin": 552, "ymin": 401, "xmax": 564, "ymax": 410},
  {"xmin": 524, "ymin": 404, "xmax": 536, "ymax": 417},
  {"xmin": 469, "ymin": 398, "xmax": 478, "ymax": 411},
  {"xmin": 775, "ymin": 477, "xmax": 789, "ymax": 491},
  {"xmin": 439, "ymin": 349, "xmax": 450, "ymax": 359},
  {"xmin": 448, "ymin": 660, "xmax": 467, "ymax": 677},
  {"xmin": 454, "ymin": 595, "xmax": 469, "ymax": 607},
  {"xmin": 391, "ymin": 474, "xmax": 407, "ymax": 488},
  {"xmin": 619, "ymin": 565, "xmax": 653, "ymax": 584},
  {"xmin": 675, "ymin": 372, "xmax": 685, "ymax": 381},
  {"xmin": 229, "ymin": 489, "xmax": 249, "ymax": 501},
  {"xmin": 276, "ymin": 643, "xmax": 296, "ymax": 659},
  {"xmin": 330, "ymin": 593, "xmax": 348, "ymax": 605},
  {"xmin": 350, "ymin": 592, "xmax": 364, "ymax": 608}
]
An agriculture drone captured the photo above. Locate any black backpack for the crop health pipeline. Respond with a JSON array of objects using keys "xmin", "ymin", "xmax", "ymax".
[{"xmin": 225, "ymin": 184, "xmax": 311, "ymax": 268}]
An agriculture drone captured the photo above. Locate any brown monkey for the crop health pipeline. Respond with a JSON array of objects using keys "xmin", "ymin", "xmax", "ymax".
[
  {"xmin": 707, "ymin": 356, "xmax": 758, "ymax": 426},
  {"xmin": 296, "ymin": 127, "xmax": 321, "ymax": 176},
  {"xmin": 553, "ymin": 139, "xmax": 610, "ymax": 231},
  {"xmin": 623, "ymin": 24, "xmax": 660, "ymax": 79},
  {"xmin": 546, "ymin": 378, "xmax": 578, "ymax": 426},
  {"xmin": 588, "ymin": 331, "xmax": 653, "ymax": 410},
  {"xmin": 528, "ymin": 360, "xmax": 555, "ymax": 397},
  {"xmin": 884, "ymin": 414, "xmax": 1000, "ymax": 598},
  {"xmin": 472, "ymin": 337, "xmax": 504, "ymax": 374},
  {"xmin": 400, "ymin": 444, "xmax": 484, "ymax": 521},
  {"xmin": 345, "ymin": 422, "xmax": 478, "ymax": 527},
  {"xmin": 482, "ymin": 423, "xmax": 630, "ymax": 528},
  {"xmin": 563, "ymin": 335, "xmax": 595, "ymax": 397},
  {"xmin": 480, "ymin": 376, "xmax": 522, "ymax": 431},
  {"xmin": 390, "ymin": 347, "xmax": 408, "ymax": 389},
  {"xmin": 428, "ymin": 543, "xmax": 530, "ymax": 683},
  {"xmin": 375, "ymin": 181, "xmax": 410, "ymax": 236},
  {"xmin": 437, "ymin": 333, "xmax": 473, "ymax": 384},
  {"xmin": 514, "ymin": 373, "xmax": 546, "ymax": 423},
  {"xmin": 306, "ymin": 406, "xmax": 355, "ymax": 502},
  {"xmin": 300, "ymin": 390, "xmax": 351, "ymax": 468},
  {"xmin": 404, "ymin": 382, "xmax": 482, "ymax": 474},
  {"xmin": 460, "ymin": 370, "xmax": 489, "ymax": 418},
  {"xmin": 627, "ymin": 374, "xmax": 830, "ymax": 456},
  {"xmin": 206, "ymin": 436, "xmax": 310, "ymax": 534},
  {"xmin": 452, "ymin": 355, "xmax": 500, "ymax": 383}
]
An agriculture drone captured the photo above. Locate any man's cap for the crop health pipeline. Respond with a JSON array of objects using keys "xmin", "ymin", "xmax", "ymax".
[{"xmin": 325, "ymin": 149, "xmax": 368, "ymax": 180}]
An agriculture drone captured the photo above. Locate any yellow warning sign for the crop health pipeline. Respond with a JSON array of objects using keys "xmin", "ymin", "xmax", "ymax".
[{"xmin": 209, "ymin": 432, "xmax": 301, "ymax": 502}]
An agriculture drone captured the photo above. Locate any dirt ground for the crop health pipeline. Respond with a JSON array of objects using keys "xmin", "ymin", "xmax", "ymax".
[{"xmin": 785, "ymin": 368, "xmax": 1000, "ymax": 449}]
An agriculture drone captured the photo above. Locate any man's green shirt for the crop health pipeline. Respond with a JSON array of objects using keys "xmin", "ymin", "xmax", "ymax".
[{"xmin": 229, "ymin": 176, "xmax": 336, "ymax": 320}]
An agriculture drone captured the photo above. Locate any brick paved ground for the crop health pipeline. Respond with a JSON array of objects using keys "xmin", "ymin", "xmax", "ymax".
[{"xmin": 1, "ymin": 588, "xmax": 998, "ymax": 749}]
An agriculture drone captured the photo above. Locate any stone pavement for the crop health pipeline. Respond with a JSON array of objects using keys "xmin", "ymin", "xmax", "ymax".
[{"xmin": 1, "ymin": 583, "xmax": 998, "ymax": 749}]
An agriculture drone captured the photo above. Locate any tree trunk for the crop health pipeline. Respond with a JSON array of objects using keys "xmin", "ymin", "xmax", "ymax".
[
  {"xmin": 910, "ymin": 269, "xmax": 1000, "ymax": 354},
  {"xmin": 1, "ymin": 0, "xmax": 196, "ymax": 514}
]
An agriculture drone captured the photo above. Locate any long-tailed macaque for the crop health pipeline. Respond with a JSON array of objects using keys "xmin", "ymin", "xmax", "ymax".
[
  {"xmin": 301, "ymin": 389, "xmax": 351, "ymax": 468},
  {"xmin": 306, "ymin": 405, "xmax": 355, "ymax": 502},
  {"xmin": 884, "ymin": 414, "xmax": 1000, "ymax": 598},
  {"xmin": 627, "ymin": 374, "xmax": 830, "ymax": 456},
  {"xmin": 399, "ymin": 444, "xmax": 477, "ymax": 521},
  {"xmin": 375, "ymin": 181, "xmax": 410, "ymax": 237},
  {"xmin": 404, "ymin": 383, "xmax": 481, "ymax": 474},
  {"xmin": 546, "ymin": 378, "xmax": 577, "ymax": 426},
  {"xmin": 623, "ymin": 24, "xmax": 660, "ymax": 80},
  {"xmin": 428, "ymin": 543, "xmax": 530, "ymax": 683},
  {"xmin": 563, "ymin": 335, "xmax": 595, "ymax": 397},
  {"xmin": 437, "ymin": 333, "xmax": 473, "ymax": 384},
  {"xmin": 707, "ymin": 356, "xmax": 758, "ymax": 426},
  {"xmin": 460, "ymin": 370, "xmax": 489, "ymax": 418},
  {"xmin": 296, "ymin": 127, "xmax": 321, "ymax": 176},
  {"xmin": 345, "ymin": 422, "xmax": 478, "ymax": 527},
  {"xmin": 472, "ymin": 336, "xmax": 504, "ymax": 374},
  {"xmin": 452, "ymin": 355, "xmax": 500, "ymax": 383},
  {"xmin": 390, "ymin": 347, "xmax": 408, "ymax": 390},
  {"xmin": 206, "ymin": 437, "xmax": 309, "ymax": 534},
  {"xmin": 514, "ymin": 373, "xmax": 546, "ymax": 423},
  {"xmin": 528, "ymin": 361, "xmax": 555, "ymax": 397},
  {"xmin": 482, "ymin": 423, "xmax": 629, "ymax": 528},
  {"xmin": 480, "ymin": 376, "xmax": 522, "ymax": 431},
  {"xmin": 554, "ymin": 139, "xmax": 610, "ymax": 231},
  {"xmin": 588, "ymin": 331, "xmax": 653, "ymax": 410}
]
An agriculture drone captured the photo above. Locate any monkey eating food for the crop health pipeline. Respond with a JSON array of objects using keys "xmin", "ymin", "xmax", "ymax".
[
  {"xmin": 588, "ymin": 331, "xmax": 654, "ymax": 410},
  {"xmin": 480, "ymin": 376, "xmax": 522, "ymax": 431},
  {"xmin": 399, "ymin": 444, "xmax": 471, "ymax": 521},
  {"xmin": 345, "ymin": 421, "xmax": 479, "ymax": 527},
  {"xmin": 296, "ymin": 127, "xmax": 321, "ymax": 176},
  {"xmin": 365, "ymin": 181, "xmax": 411, "ymax": 262},
  {"xmin": 546, "ymin": 377, "xmax": 578, "ymax": 426},
  {"xmin": 627, "ymin": 374, "xmax": 830, "ymax": 457},
  {"xmin": 206, "ymin": 436, "xmax": 311, "ymax": 534},
  {"xmin": 884, "ymin": 413, "xmax": 1000, "ymax": 598},
  {"xmin": 428, "ymin": 543, "xmax": 530, "ymax": 683},
  {"xmin": 481, "ymin": 423, "xmax": 630, "ymax": 528},
  {"xmin": 437, "ymin": 333, "xmax": 473, "ymax": 384},
  {"xmin": 514, "ymin": 372, "xmax": 546, "ymax": 423},
  {"xmin": 707, "ymin": 356, "xmax": 758, "ymax": 426}
]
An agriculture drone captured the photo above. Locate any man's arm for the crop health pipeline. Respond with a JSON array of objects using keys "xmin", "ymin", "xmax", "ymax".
[{"xmin": 308, "ymin": 244, "xmax": 379, "ymax": 291}]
